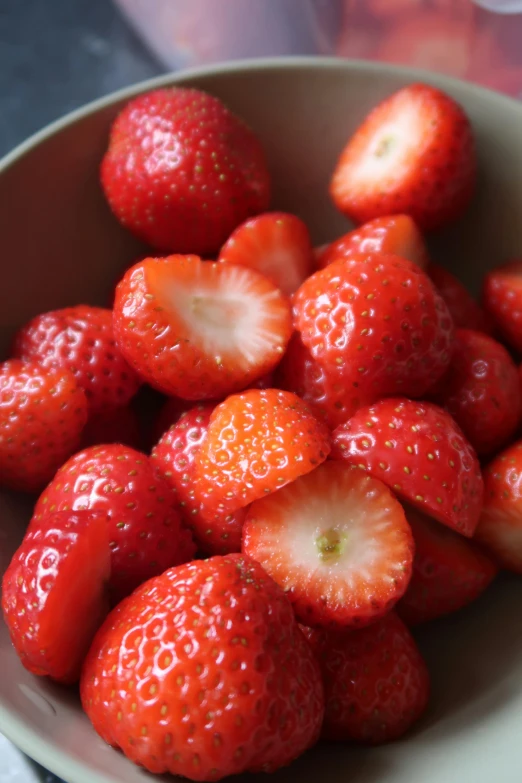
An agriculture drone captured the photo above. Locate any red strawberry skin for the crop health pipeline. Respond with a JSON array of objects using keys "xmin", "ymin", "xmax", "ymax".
[
  {"xmin": 330, "ymin": 83, "xmax": 476, "ymax": 231},
  {"xmin": 101, "ymin": 87, "xmax": 270, "ymax": 256},
  {"xmin": 2, "ymin": 510, "xmax": 110, "ymax": 684},
  {"xmin": 12, "ymin": 306, "xmax": 141, "ymax": 415},
  {"xmin": 242, "ymin": 461, "xmax": 414, "ymax": 629},
  {"xmin": 427, "ymin": 264, "xmax": 491, "ymax": 333},
  {"xmin": 316, "ymin": 214, "xmax": 429, "ymax": 270},
  {"xmin": 475, "ymin": 441, "xmax": 522, "ymax": 572},
  {"xmin": 429, "ymin": 329, "xmax": 521, "ymax": 456},
  {"xmin": 113, "ymin": 255, "xmax": 292, "ymax": 401},
  {"xmin": 397, "ymin": 506, "xmax": 498, "ymax": 626},
  {"xmin": 218, "ymin": 211, "xmax": 314, "ymax": 296},
  {"xmin": 32, "ymin": 444, "xmax": 196, "ymax": 600},
  {"xmin": 152, "ymin": 405, "xmax": 245, "ymax": 554},
  {"xmin": 194, "ymin": 389, "xmax": 330, "ymax": 515},
  {"xmin": 0, "ymin": 359, "xmax": 88, "ymax": 493},
  {"xmin": 302, "ymin": 612, "xmax": 430, "ymax": 744},
  {"xmin": 331, "ymin": 398, "xmax": 484, "ymax": 537},
  {"xmin": 293, "ymin": 254, "xmax": 454, "ymax": 405},
  {"xmin": 482, "ymin": 260, "xmax": 522, "ymax": 352},
  {"xmin": 81, "ymin": 555, "xmax": 324, "ymax": 781}
]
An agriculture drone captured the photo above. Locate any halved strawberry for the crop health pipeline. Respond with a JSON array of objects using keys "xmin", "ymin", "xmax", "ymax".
[
  {"xmin": 482, "ymin": 260, "xmax": 522, "ymax": 352},
  {"xmin": 195, "ymin": 389, "xmax": 330, "ymax": 515},
  {"xmin": 152, "ymin": 404, "xmax": 245, "ymax": 554},
  {"xmin": 330, "ymin": 83, "xmax": 476, "ymax": 231},
  {"xmin": 113, "ymin": 255, "xmax": 292, "ymax": 401},
  {"xmin": 302, "ymin": 612, "xmax": 429, "ymax": 744},
  {"xmin": 2, "ymin": 510, "xmax": 110, "ymax": 684},
  {"xmin": 331, "ymin": 398, "xmax": 483, "ymax": 537},
  {"xmin": 218, "ymin": 212, "xmax": 314, "ymax": 296},
  {"xmin": 242, "ymin": 461, "xmax": 414, "ymax": 628},
  {"xmin": 428, "ymin": 263, "xmax": 491, "ymax": 333},
  {"xmin": 316, "ymin": 214, "xmax": 429, "ymax": 270},
  {"xmin": 397, "ymin": 506, "xmax": 498, "ymax": 626},
  {"xmin": 475, "ymin": 440, "xmax": 522, "ymax": 572}
]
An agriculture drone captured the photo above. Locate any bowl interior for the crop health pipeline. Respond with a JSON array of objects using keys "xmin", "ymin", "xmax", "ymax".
[{"xmin": 1, "ymin": 59, "xmax": 522, "ymax": 783}]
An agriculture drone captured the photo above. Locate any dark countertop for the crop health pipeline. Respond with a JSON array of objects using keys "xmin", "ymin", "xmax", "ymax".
[{"xmin": 0, "ymin": 1, "xmax": 164, "ymax": 778}]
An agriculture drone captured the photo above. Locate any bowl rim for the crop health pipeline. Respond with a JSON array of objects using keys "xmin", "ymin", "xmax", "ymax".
[{"xmin": 1, "ymin": 54, "xmax": 522, "ymax": 782}]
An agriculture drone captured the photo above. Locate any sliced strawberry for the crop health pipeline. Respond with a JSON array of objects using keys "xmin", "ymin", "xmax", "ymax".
[
  {"xmin": 113, "ymin": 255, "xmax": 292, "ymax": 401},
  {"xmin": 2, "ymin": 510, "xmax": 110, "ymax": 684},
  {"xmin": 482, "ymin": 260, "xmax": 522, "ymax": 352},
  {"xmin": 316, "ymin": 214, "xmax": 429, "ymax": 270},
  {"xmin": 0, "ymin": 359, "xmax": 88, "ymax": 493},
  {"xmin": 195, "ymin": 389, "xmax": 330, "ymax": 515},
  {"xmin": 275, "ymin": 333, "xmax": 363, "ymax": 429},
  {"xmin": 397, "ymin": 506, "xmax": 498, "ymax": 626},
  {"xmin": 218, "ymin": 211, "xmax": 314, "ymax": 296},
  {"xmin": 428, "ymin": 329, "xmax": 521, "ymax": 456},
  {"xmin": 152, "ymin": 405, "xmax": 245, "ymax": 554},
  {"xmin": 331, "ymin": 398, "xmax": 483, "ymax": 537},
  {"xmin": 428, "ymin": 263, "xmax": 491, "ymax": 333},
  {"xmin": 302, "ymin": 612, "xmax": 429, "ymax": 743},
  {"xmin": 475, "ymin": 440, "xmax": 522, "ymax": 572},
  {"xmin": 242, "ymin": 461, "xmax": 414, "ymax": 628},
  {"xmin": 293, "ymin": 254, "xmax": 454, "ymax": 405},
  {"xmin": 330, "ymin": 83, "xmax": 476, "ymax": 231}
]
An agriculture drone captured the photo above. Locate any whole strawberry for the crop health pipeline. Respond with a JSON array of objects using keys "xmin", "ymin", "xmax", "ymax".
[
  {"xmin": 330, "ymin": 83, "xmax": 476, "ymax": 230},
  {"xmin": 113, "ymin": 255, "xmax": 292, "ymax": 400},
  {"xmin": 12, "ymin": 305, "xmax": 141, "ymax": 415},
  {"xmin": 331, "ymin": 397, "xmax": 483, "ymax": 537},
  {"xmin": 81, "ymin": 555, "xmax": 324, "ymax": 781},
  {"xmin": 482, "ymin": 259, "xmax": 522, "ymax": 352},
  {"xmin": 152, "ymin": 404, "xmax": 246, "ymax": 554},
  {"xmin": 101, "ymin": 87, "xmax": 270, "ymax": 255},
  {"xmin": 293, "ymin": 254, "xmax": 454, "ymax": 407},
  {"xmin": 194, "ymin": 389, "xmax": 330, "ymax": 515},
  {"xmin": 429, "ymin": 329, "xmax": 521, "ymax": 456},
  {"xmin": 2, "ymin": 510, "xmax": 110, "ymax": 684},
  {"xmin": 32, "ymin": 444, "xmax": 196, "ymax": 600},
  {"xmin": 427, "ymin": 264, "xmax": 491, "ymax": 333},
  {"xmin": 0, "ymin": 359, "xmax": 88, "ymax": 493},
  {"xmin": 302, "ymin": 613, "xmax": 430, "ymax": 744}
]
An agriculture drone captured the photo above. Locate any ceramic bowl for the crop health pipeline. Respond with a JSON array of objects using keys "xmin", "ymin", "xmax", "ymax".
[{"xmin": 1, "ymin": 58, "xmax": 522, "ymax": 783}]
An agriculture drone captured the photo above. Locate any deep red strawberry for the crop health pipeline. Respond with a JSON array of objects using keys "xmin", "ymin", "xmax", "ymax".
[
  {"xmin": 275, "ymin": 333, "xmax": 360, "ymax": 429},
  {"xmin": 218, "ymin": 211, "xmax": 314, "ymax": 296},
  {"xmin": 397, "ymin": 506, "xmax": 498, "ymax": 626},
  {"xmin": 0, "ymin": 359, "xmax": 88, "ymax": 493},
  {"xmin": 152, "ymin": 405, "xmax": 245, "ymax": 554},
  {"xmin": 101, "ymin": 87, "xmax": 270, "ymax": 256},
  {"xmin": 81, "ymin": 554, "xmax": 324, "ymax": 781},
  {"xmin": 331, "ymin": 398, "xmax": 483, "ymax": 537},
  {"xmin": 113, "ymin": 255, "xmax": 292, "ymax": 401},
  {"xmin": 80, "ymin": 405, "xmax": 142, "ymax": 450},
  {"xmin": 302, "ymin": 612, "xmax": 429, "ymax": 743},
  {"xmin": 427, "ymin": 263, "xmax": 491, "ymax": 333},
  {"xmin": 32, "ymin": 444, "xmax": 196, "ymax": 600},
  {"xmin": 316, "ymin": 214, "xmax": 429, "ymax": 270},
  {"xmin": 242, "ymin": 461, "xmax": 414, "ymax": 628},
  {"xmin": 293, "ymin": 254, "xmax": 454, "ymax": 405},
  {"xmin": 330, "ymin": 83, "xmax": 476, "ymax": 230},
  {"xmin": 2, "ymin": 510, "xmax": 110, "ymax": 684},
  {"xmin": 194, "ymin": 389, "xmax": 330, "ymax": 515},
  {"xmin": 12, "ymin": 306, "xmax": 141, "ymax": 415},
  {"xmin": 482, "ymin": 260, "xmax": 522, "ymax": 352},
  {"xmin": 428, "ymin": 329, "xmax": 521, "ymax": 456},
  {"xmin": 475, "ymin": 440, "xmax": 522, "ymax": 572}
]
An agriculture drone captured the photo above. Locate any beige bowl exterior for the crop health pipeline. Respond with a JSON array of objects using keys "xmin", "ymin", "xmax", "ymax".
[{"xmin": 1, "ymin": 58, "xmax": 522, "ymax": 783}]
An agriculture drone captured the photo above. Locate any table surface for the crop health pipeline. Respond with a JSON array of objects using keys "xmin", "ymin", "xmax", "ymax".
[{"xmin": 0, "ymin": 0, "xmax": 163, "ymax": 778}]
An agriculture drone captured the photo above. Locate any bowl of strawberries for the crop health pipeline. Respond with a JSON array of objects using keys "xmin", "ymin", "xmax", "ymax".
[{"xmin": 1, "ymin": 57, "xmax": 522, "ymax": 783}]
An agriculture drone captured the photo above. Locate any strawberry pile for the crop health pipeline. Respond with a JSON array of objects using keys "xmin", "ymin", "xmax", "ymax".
[{"xmin": 1, "ymin": 82, "xmax": 522, "ymax": 781}]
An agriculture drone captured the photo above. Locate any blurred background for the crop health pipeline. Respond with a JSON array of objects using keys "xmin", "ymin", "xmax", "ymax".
[
  {"xmin": 1, "ymin": 0, "xmax": 521, "ymax": 779},
  {"xmin": 2, "ymin": 0, "xmax": 522, "ymax": 158}
]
